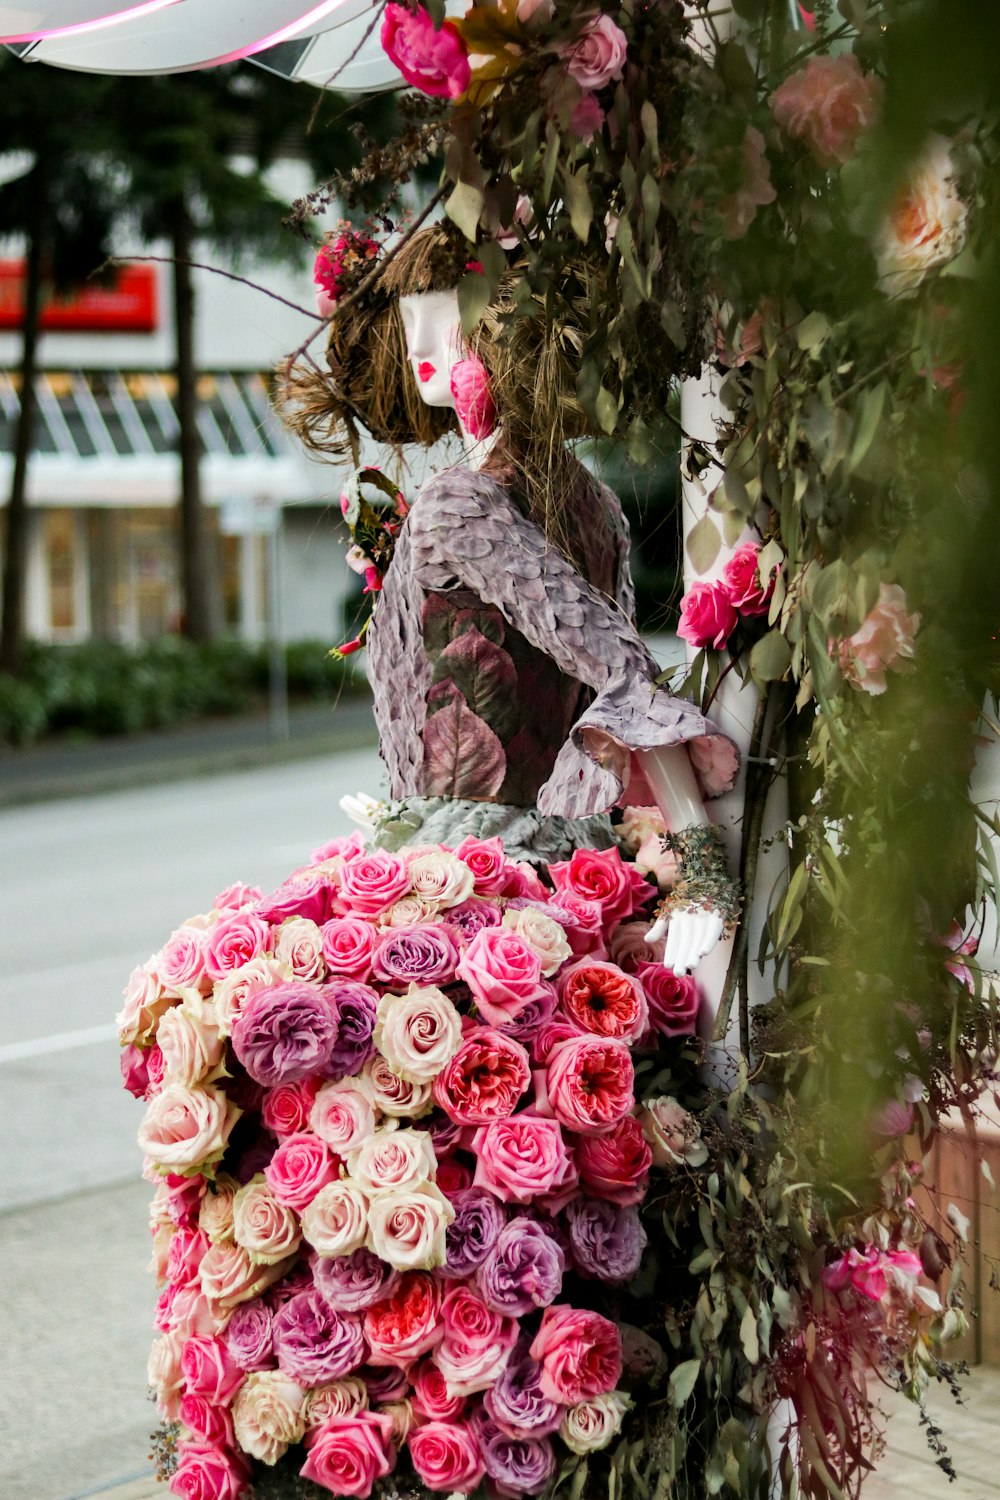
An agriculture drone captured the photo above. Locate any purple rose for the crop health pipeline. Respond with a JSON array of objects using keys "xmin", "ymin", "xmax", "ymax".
[
  {"xmin": 231, "ymin": 980, "xmax": 338, "ymax": 1087},
  {"xmin": 565, "ymin": 1197, "xmax": 648, "ymax": 1282},
  {"xmin": 371, "ymin": 924, "xmax": 460, "ymax": 987},
  {"xmin": 441, "ymin": 1188, "xmax": 506, "ymax": 1278},
  {"xmin": 444, "ymin": 898, "xmax": 504, "ymax": 944},
  {"xmin": 272, "ymin": 1289, "xmax": 365, "ymax": 1384},
  {"xmin": 483, "ymin": 1350, "xmax": 563, "ymax": 1439},
  {"xmin": 417, "ymin": 1110, "xmax": 466, "ymax": 1160},
  {"xmin": 255, "ymin": 872, "xmax": 332, "ymax": 925},
  {"xmin": 324, "ymin": 980, "xmax": 379, "ymax": 1077},
  {"xmin": 495, "ymin": 985, "xmax": 558, "ymax": 1049},
  {"xmin": 481, "ymin": 1423, "xmax": 556, "ymax": 1494},
  {"xmin": 268, "ymin": 1261, "xmax": 315, "ymax": 1305},
  {"xmin": 361, "ymin": 1364, "xmax": 409, "ymax": 1402},
  {"xmin": 312, "ymin": 1247, "xmax": 400, "ymax": 1313},
  {"xmin": 478, "ymin": 1218, "xmax": 565, "ymax": 1316},
  {"xmin": 225, "ymin": 1298, "xmax": 276, "ymax": 1372}
]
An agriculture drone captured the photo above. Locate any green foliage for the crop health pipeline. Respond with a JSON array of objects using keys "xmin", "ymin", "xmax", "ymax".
[{"xmin": 0, "ymin": 638, "xmax": 367, "ymax": 746}]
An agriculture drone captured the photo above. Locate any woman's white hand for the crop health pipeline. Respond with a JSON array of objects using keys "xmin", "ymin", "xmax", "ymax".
[{"xmin": 646, "ymin": 906, "xmax": 725, "ymax": 975}]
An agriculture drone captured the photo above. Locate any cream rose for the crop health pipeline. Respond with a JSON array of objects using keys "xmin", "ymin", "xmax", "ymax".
[
  {"xmin": 559, "ymin": 1390, "xmax": 631, "ymax": 1455},
  {"xmin": 157, "ymin": 995, "xmax": 224, "ymax": 1086},
  {"xmin": 232, "ymin": 1370, "xmax": 307, "ymax": 1465},
  {"xmin": 137, "ymin": 1082, "xmax": 240, "ymax": 1174},
  {"xmin": 374, "ymin": 984, "xmax": 463, "ymax": 1084},
  {"xmin": 304, "ymin": 1377, "xmax": 370, "ymax": 1430},
  {"xmin": 274, "ymin": 917, "xmax": 326, "ymax": 980},
  {"xmin": 502, "ymin": 906, "xmax": 573, "ymax": 977},
  {"xmin": 360, "ymin": 1054, "xmax": 434, "ymax": 1119},
  {"xmin": 379, "ymin": 1398, "xmax": 417, "ymax": 1447},
  {"xmin": 639, "ymin": 1096, "xmax": 707, "ymax": 1168},
  {"xmin": 875, "ymin": 134, "xmax": 968, "ymax": 296},
  {"xmin": 366, "ymin": 1181, "xmax": 454, "ymax": 1271},
  {"xmin": 200, "ymin": 1242, "xmax": 290, "ymax": 1311},
  {"xmin": 300, "ymin": 1180, "xmax": 370, "ymax": 1257},
  {"xmin": 198, "ymin": 1174, "xmax": 240, "ymax": 1245},
  {"xmin": 378, "ymin": 894, "xmax": 438, "ymax": 929},
  {"xmin": 117, "ymin": 962, "xmax": 171, "ymax": 1045},
  {"xmin": 310, "ymin": 1081, "xmax": 377, "ymax": 1155},
  {"xmin": 405, "ymin": 850, "xmax": 475, "ymax": 911},
  {"xmin": 232, "ymin": 1175, "xmax": 302, "ymax": 1265},
  {"xmin": 147, "ymin": 1330, "xmax": 185, "ymax": 1420},
  {"xmin": 213, "ymin": 956, "xmax": 290, "ymax": 1038},
  {"xmin": 347, "ymin": 1127, "xmax": 437, "ymax": 1195}
]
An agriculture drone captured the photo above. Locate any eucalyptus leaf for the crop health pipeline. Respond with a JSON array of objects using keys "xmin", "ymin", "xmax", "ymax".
[
  {"xmin": 457, "ymin": 270, "xmax": 492, "ymax": 335},
  {"xmin": 668, "ymin": 1358, "xmax": 701, "ymax": 1407},
  {"xmin": 686, "ymin": 512, "xmax": 721, "ymax": 576},
  {"xmin": 796, "ymin": 311, "xmax": 831, "ymax": 351},
  {"xmin": 445, "ymin": 181, "xmax": 484, "ymax": 242},
  {"xmin": 750, "ymin": 630, "xmax": 792, "ymax": 684},
  {"xmin": 595, "ymin": 385, "xmax": 620, "ymax": 435}
]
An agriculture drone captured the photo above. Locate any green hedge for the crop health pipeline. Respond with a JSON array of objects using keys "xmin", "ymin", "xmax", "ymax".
[{"xmin": 0, "ymin": 637, "xmax": 369, "ymax": 747}]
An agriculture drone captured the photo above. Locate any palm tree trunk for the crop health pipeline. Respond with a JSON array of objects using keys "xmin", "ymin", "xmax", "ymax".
[
  {"xmin": 170, "ymin": 197, "xmax": 218, "ymax": 642},
  {"xmin": 0, "ymin": 186, "xmax": 45, "ymax": 675}
]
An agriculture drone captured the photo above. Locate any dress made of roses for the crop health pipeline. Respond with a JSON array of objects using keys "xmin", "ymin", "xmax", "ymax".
[{"xmin": 123, "ymin": 464, "xmax": 735, "ymax": 1500}]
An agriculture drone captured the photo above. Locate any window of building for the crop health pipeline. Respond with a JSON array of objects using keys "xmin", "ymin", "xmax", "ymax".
[{"xmin": 44, "ymin": 510, "xmax": 80, "ymax": 634}]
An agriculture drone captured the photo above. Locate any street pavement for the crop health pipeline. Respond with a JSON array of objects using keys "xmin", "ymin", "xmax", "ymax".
[{"xmin": 0, "ymin": 745, "xmax": 382, "ymax": 1500}]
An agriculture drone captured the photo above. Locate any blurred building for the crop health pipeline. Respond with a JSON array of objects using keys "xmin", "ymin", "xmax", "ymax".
[{"xmin": 0, "ymin": 200, "xmax": 372, "ymax": 647}]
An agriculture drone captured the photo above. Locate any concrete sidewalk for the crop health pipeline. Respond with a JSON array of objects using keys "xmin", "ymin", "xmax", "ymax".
[
  {"xmin": 0, "ymin": 697, "xmax": 378, "ymax": 808},
  {"xmin": 81, "ymin": 1369, "xmax": 1000, "ymax": 1500}
]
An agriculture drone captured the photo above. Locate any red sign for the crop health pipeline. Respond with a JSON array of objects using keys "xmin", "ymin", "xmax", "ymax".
[{"xmin": 0, "ymin": 261, "xmax": 158, "ymax": 333}]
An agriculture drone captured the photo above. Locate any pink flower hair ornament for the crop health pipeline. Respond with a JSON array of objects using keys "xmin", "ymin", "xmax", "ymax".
[{"xmin": 450, "ymin": 356, "xmax": 498, "ymax": 440}]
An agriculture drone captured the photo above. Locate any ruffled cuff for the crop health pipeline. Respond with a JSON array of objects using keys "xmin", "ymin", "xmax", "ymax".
[{"xmin": 537, "ymin": 673, "xmax": 739, "ymax": 818}]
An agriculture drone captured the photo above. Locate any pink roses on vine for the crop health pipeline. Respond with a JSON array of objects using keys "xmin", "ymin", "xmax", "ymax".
[
  {"xmin": 380, "ymin": 3, "xmax": 470, "ymax": 99},
  {"xmin": 677, "ymin": 541, "xmax": 778, "ymax": 651},
  {"xmin": 770, "ymin": 54, "xmax": 883, "ymax": 168}
]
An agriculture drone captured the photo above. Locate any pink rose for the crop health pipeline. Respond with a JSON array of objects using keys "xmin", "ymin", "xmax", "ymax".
[
  {"xmin": 687, "ymin": 733, "xmax": 740, "ymax": 798},
  {"xmin": 169, "ymin": 1440, "xmax": 249, "ymax": 1500},
  {"xmin": 454, "ymin": 836, "xmax": 510, "ymax": 895},
  {"xmin": 770, "ymin": 53, "xmax": 883, "ymax": 168},
  {"xmin": 301, "ymin": 1409, "xmax": 396, "ymax": 1498},
  {"xmin": 374, "ymin": 984, "xmax": 463, "ymax": 1084},
  {"xmin": 450, "ymin": 357, "xmax": 497, "ymax": 441},
  {"xmin": 834, "ymin": 582, "xmax": 920, "ymax": 695},
  {"xmin": 312, "ymin": 831, "xmax": 368, "ymax": 864},
  {"xmin": 472, "ymin": 1115, "xmax": 578, "ymax": 1205},
  {"xmin": 559, "ymin": 13, "xmax": 628, "ymax": 91},
  {"xmin": 339, "ymin": 849, "xmax": 411, "ymax": 918},
  {"xmin": 264, "ymin": 1132, "xmax": 339, "ymax": 1213},
  {"xmin": 546, "ymin": 893, "xmax": 607, "ymax": 957},
  {"xmin": 179, "ymin": 1392, "xmax": 235, "ymax": 1448},
  {"xmin": 181, "ymin": 1335, "xmax": 245, "ymax": 1405},
  {"xmin": 529, "ymin": 1305, "xmax": 622, "ymax": 1405},
  {"xmin": 544, "ymin": 1037, "xmax": 635, "ymax": 1137},
  {"xmin": 608, "ymin": 920, "xmax": 665, "ymax": 974},
  {"xmin": 232, "ymin": 1177, "xmax": 301, "ymax": 1266},
  {"xmin": 261, "ymin": 1078, "xmax": 320, "ymax": 1139},
  {"xmin": 200, "ymin": 1244, "xmax": 287, "ymax": 1313},
  {"xmin": 321, "ymin": 916, "xmax": 377, "ymax": 981},
  {"xmin": 575, "ymin": 1116, "xmax": 652, "ymax": 1205},
  {"xmin": 204, "ymin": 913, "xmax": 271, "ymax": 982},
  {"xmin": 549, "ymin": 848, "xmax": 638, "ymax": 931},
  {"xmin": 213, "ymin": 882, "xmax": 262, "ymax": 914},
  {"xmin": 157, "ymin": 1000, "xmax": 224, "ymax": 1087},
  {"xmin": 410, "ymin": 1358, "xmax": 467, "ymax": 1422},
  {"xmin": 117, "ymin": 962, "xmax": 171, "ymax": 1045},
  {"xmin": 274, "ymin": 917, "xmax": 325, "ymax": 981},
  {"xmin": 159, "ymin": 925, "xmax": 211, "ymax": 995},
  {"xmin": 872, "ymin": 1099, "xmax": 915, "ymax": 1138},
  {"xmin": 435, "ymin": 1283, "xmax": 519, "ymax": 1397},
  {"xmin": 409, "ymin": 1419, "xmax": 485, "ymax": 1492},
  {"xmin": 636, "ymin": 963, "xmax": 702, "ymax": 1038},
  {"xmin": 720, "ymin": 125, "xmax": 777, "ymax": 240},
  {"xmin": 380, "ymin": 2, "xmax": 471, "ymax": 99},
  {"xmin": 149, "ymin": 1330, "xmax": 185, "ymax": 1419},
  {"xmin": 458, "ymin": 924, "xmax": 551, "ymax": 1032},
  {"xmin": 569, "ymin": 89, "xmax": 606, "ymax": 144},
  {"xmin": 722, "ymin": 542, "xmax": 776, "ymax": 618},
  {"xmin": 168, "ymin": 1226, "xmax": 211, "ymax": 1288},
  {"xmin": 677, "ymin": 581, "xmax": 738, "ymax": 650}
]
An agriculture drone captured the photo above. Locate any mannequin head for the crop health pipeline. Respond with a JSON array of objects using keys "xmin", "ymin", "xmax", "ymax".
[{"xmin": 398, "ymin": 289, "xmax": 463, "ymax": 412}]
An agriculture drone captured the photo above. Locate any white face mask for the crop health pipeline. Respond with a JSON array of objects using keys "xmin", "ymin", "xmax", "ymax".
[{"xmin": 399, "ymin": 289, "xmax": 464, "ymax": 410}]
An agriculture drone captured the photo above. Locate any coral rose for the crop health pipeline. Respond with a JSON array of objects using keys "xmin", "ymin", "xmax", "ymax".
[
  {"xmin": 559, "ymin": 960, "xmax": 648, "ymax": 1043},
  {"xmin": 875, "ymin": 135, "xmax": 968, "ymax": 296},
  {"xmin": 363, "ymin": 1271, "xmax": 443, "ymax": 1367},
  {"xmin": 574, "ymin": 1115, "xmax": 652, "ymax": 1205},
  {"xmin": 529, "ymin": 1304, "xmax": 622, "ymax": 1405},
  {"xmin": 432, "ymin": 1027, "xmax": 531, "ymax": 1124},
  {"xmin": 544, "ymin": 1037, "xmax": 635, "ymax": 1137}
]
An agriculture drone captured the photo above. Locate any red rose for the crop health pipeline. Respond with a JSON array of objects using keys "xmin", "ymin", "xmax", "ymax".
[
  {"xmin": 575, "ymin": 1115, "xmax": 652, "ymax": 1206},
  {"xmin": 636, "ymin": 963, "xmax": 702, "ymax": 1038}
]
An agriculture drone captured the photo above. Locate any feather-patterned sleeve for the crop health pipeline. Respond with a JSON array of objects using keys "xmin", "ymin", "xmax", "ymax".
[{"xmin": 406, "ymin": 469, "xmax": 739, "ymax": 819}]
